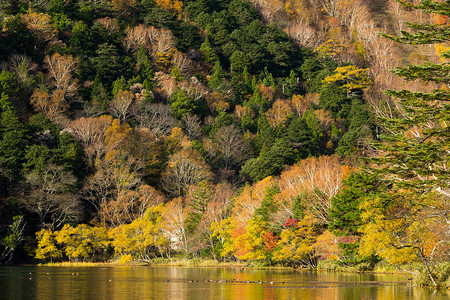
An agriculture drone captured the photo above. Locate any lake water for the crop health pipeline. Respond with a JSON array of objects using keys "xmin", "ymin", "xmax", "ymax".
[{"xmin": 1, "ymin": 266, "xmax": 449, "ymax": 299}]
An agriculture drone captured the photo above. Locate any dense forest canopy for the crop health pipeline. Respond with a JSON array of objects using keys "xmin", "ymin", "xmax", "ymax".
[{"xmin": 0, "ymin": 0, "xmax": 448, "ymax": 287}]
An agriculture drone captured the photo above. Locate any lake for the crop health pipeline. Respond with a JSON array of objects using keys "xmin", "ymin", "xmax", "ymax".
[{"xmin": 1, "ymin": 266, "xmax": 449, "ymax": 299}]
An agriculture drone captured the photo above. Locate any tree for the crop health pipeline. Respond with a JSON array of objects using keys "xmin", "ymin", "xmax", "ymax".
[
  {"xmin": 30, "ymin": 89, "xmax": 69, "ymax": 123},
  {"xmin": 55, "ymin": 224, "xmax": 109, "ymax": 261},
  {"xmin": 273, "ymin": 214, "xmax": 319, "ymax": 267},
  {"xmin": 210, "ymin": 217, "xmax": 236, "ymax": 259},
  {"xmin": 154, "ymin": 0, "xmax": 183, "ymax": 16},
  {"xmin": 161, "ymin": 149, "xmax": 213, "ymax": 197},
  {"xmin": 108, "ymin": 90, "xmax": 135, "ymax": 124},
  {"xmin": 44, "ymin": 53, "xmax": 79, "ymax": 100},
  {"xmin": 329, "ymin": 172, "xmax": 387, "ymax": 259},
  {"xmin": 99, "ymin": 185, "xmax": 165, "ymax": 227},
  {"xmin": 135, "ymin": 103, "xmax": 177, "ymax": 136},
  {"xmin": 2, "ymin": 16, "xmax": 38, "ymax": 60},
  {"xmin": 322, "ymin": 65, "xmax": 372, "ymax": 98},
  {"xmin": 91, "ymin": 43, "xmax": 125, "ymax": 85},
  {"xmin": 35, "ymin": 228, "xmax": 62, "ymax": 261},
  {"xmin": 21, "ymin": 12, "xmax": 57, "ymax": 43},
  {"xmin": 240, "ymin": 138, "xmax": 296, "ymax": 182},
  {"xmin": 169, "ymin": 89, "xmax": 198, "ymax": 118},
  {"xmin": 265, "ymin": 99, "xmax": 293, "ymax": 128},
  {"xmin": 276, "ymin": 156, "xmax": 352, "ymax": 224},
  {"xmin": 0, "ymin": 216, "xmax": 25, "ymax": 265},
  {"xmin": 232, "ymin": 216, "xmax": 270, "ymax": 261},
  {"xmin": 0, "ymin": 93, "xmax": 28, "ymax": 192},
  {"xmin": 21, "ymin": 164, "xmax": 82, "ymax": 229},
  {"xmin": 185, "ymin": 181, "xmax": 213, "ymax": 234},
  {"xmin": 206, "ymin": 125, "xmax": 251, "ymax": 172},
  {"xmin": 67, "ymin": 116, "xmax": 113, "ymax": 167},
  {"xmin": 163, "ymin": 197, "xmax": 188, "ymax": 252},
  {"xmin": 367, "ymin": 0, "xmax": 450, "ymax": 287},
  {"xmin": 200, "ymin": 36, "xmax": 219, "ymax": 64},
  {"xmin": 110, "ymin": 204, "xmax": 167, "ymax": 260}
]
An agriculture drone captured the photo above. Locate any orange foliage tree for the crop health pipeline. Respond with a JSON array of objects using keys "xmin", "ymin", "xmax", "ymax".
[{"xmin": 275, "ymin": 156, "xmax": 352, "ymax": 224}]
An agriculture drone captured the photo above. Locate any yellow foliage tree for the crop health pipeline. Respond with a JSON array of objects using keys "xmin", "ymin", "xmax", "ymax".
[
  {"xmin": 358, "ymin": 193, "xmax": 446, "ymax": 266},
  {"xmin": 272, "ymin": 214, "xmax": 318, "ymax": 267},
  {"xmin": 21, "ymin": 12, "xmax": 57, "ymax": 42},
  {"xmin": 55, "ymin": 224, "xmax": 109, "ymax": 261},
  {"xmin": 210, "ymin": 217, "xmax": 237, "ymax": 259},
  {"xmin": 155, "ymin": 0, "xmax": 183, "ymax": 16},
  {"xmin": 314, "ymin": 39, "xmax": 347, "ymax": 58},
  {"xmin": 35, "ymin": 229, "xmax": 61, "ymax": 261},
  {"xmin": 232, "ymin": 216, "xmax": 268, "ymax": 261},
  {"xmin": 322, "ymin": 65, "xmax": 372, "ymax": 97},
  {"xmin": 110, "ymin": 204, "xmax": 168, "ymax": 260}
]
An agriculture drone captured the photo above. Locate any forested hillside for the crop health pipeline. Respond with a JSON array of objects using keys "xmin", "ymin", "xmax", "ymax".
[{"xmin": 0, "ymin": 0, "xmax": 448, "ymax": 287}]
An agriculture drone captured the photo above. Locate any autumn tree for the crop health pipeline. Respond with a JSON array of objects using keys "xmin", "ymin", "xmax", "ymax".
[
  {"xmin": 161, "ymin": 149, "xmax": 213, "ymax": 197},
  {"xmin": 273, "ymin": 214, "xmax": 319, "ymax": 267},
  {"xmin": 99, "ymin": 185, "xmax": 165, "ymax": 227},
  {"xmin": 111, "ymin": 204, "xmax": 167, "ymax": 260},
  {"xmin": 55, "ymin": 224, "xmax": 109, "ymax": 262},
  {"xmin": 154, "ymin": 0, "xmax": 183, "ymax": 17},
  {"xmin": 135, "ymin": 103, "xmax": 177, "ymax": 137},
  {"xmin": 206, "ymin": 125, "xmax": 252, "ymax": 173},
  {"xmin": 322, "ymin": 65, "xmax": 372, "ymax": 98},
  {"xmin": 20, "ymin": 12, "xmax": 57, "ymax": 43},
  {"xmin": 122, "ymin": 127, "xmax": 166, "ymax": 184},
  {"xmin": 30, "ymin": 88, "xmax": 69, "ymax": 124},
  {"xmin": 82, "ymin": 119, "xmax": 141, "ymax": 214},
  {"xmin": 275, "ymin": 156, "xmax": 351, "ymax": 224},
  {"xmin": 44, "ymin": 53, "xmax": 79, "ymax": 100},
  {"xmin": 232, "ymin": 176, "xmax": 277, "ymax": 225},
  {"xmin": 35, "ymin": 228, "xmax": 61, "ymax": 261},
  {"xmin": 366, "ymin": 0, "xmax": 450, "ymax": 287},
  {"xmin": 265, "ymin": 99, "xmax": 293, "ymax": 128},
  {"xmin": 67, "ymin": 116, "xmax": 113, "ymax": 167},
  {"xmin": 108, "ymin": 90, "xmax": 135, "ymax": 124}
]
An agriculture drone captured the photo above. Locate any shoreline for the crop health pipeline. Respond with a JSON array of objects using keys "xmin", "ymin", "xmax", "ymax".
[{"xmin": 31, "ymin": 259, "xmax": 414, "ymax": 276}]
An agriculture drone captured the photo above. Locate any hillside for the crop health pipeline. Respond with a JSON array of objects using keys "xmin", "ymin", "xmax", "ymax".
[{"xmin": 0, "ymin": 0, "xmax": 448, "ymax": 286}]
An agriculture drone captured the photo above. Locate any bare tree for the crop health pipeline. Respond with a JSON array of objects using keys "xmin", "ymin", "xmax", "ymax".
[
  {"xmin": 20, "ymin": 165, "xmax": 82, "ymax": 229},
  {"xmin": 161, "ymin": 149, "xmax": 213, "ymax": 197},
  {"xmin": 285, "ymin": 20, "xmax": 320, "ymax": 49},
  {"xmin": 0, "ymin": 216, "xmax": 26, "ymax": 265},
  {"xmin": 171, "ymin": 51, "xmax": 193, "ymax": 76},
  {"xmin": 123, "ymin": 24, "xmax": 175, "ymax": 54},
  {"xmin": 94, "ymin": 17, "xmax": 120, "ymax": 35},
  {"xmin": 206, "ymin": 125, "xmax": 252, "ymax": 171},
  {"xmin": 44, "ymin": 53, "xmax": 79, "ymax": 100},
  {"xmin": 163, "ymin": 197, "xmax": 188, "ymax": 252},
  {"xmin": 108, "ymin": 90, "xmax": 135, "ymax": 124},
  {"xmin": 8, "ymin": 54, "xmax": 37, "ymax": 88},
  {"xmin": 135, "ymin": 103, "xmax": 177, "ymax": 136},
  {"xmin": 181, "ymin": 113, "xmax": 202, "ymax": 140},
  {"xmin": 66, "ymin": 116, "xmax": 113, "ymax": 166}
]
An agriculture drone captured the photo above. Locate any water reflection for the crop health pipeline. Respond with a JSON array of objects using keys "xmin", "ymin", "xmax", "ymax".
[{"xmin": 0, "ymin": 266, "xmax": 448, "ymax": 300}]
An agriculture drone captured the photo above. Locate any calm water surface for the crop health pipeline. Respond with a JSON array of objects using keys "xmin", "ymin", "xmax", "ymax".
[{"xmin": 1, "ymin": 266, "xmax": 449, "ymax": 300}]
